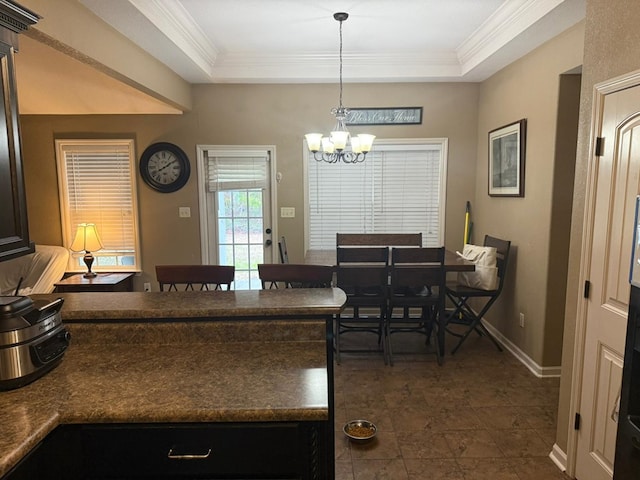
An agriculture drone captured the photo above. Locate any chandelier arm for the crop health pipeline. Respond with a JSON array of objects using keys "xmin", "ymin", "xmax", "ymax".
[{"xmin": 314, "ymin": 151, "xmax": 368, "ymax": 164}]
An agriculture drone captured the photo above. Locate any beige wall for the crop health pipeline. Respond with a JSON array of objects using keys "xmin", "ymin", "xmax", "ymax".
[
  {"xmin": 20, "ymin": 0, "xmax": 191, "ymax": 111},
  {"xmin": 474, "ymin": 22, "xmax": 584, "ymax": 369},
  {"xmin": 555, "ymin": 0, "xmax": 640, "ymax": 460},
  {"xmin": 20, "ymin": 82, "xmax": 479, "ymax": 290}
]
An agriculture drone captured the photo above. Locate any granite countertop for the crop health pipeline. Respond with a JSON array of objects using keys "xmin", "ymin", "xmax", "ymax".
[
  {"xmin": 0, "ymin": 289, "xmax": 344, "ymax": 477},
  {"xmin": 32, "ymin": 288, "xmax": 347, "ymax": 321}
]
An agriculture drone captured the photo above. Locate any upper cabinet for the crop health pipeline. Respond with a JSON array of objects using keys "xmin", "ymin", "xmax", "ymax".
[{"xmin": 0, "ymin": 1, "xmax": 39, "ymax": 262}]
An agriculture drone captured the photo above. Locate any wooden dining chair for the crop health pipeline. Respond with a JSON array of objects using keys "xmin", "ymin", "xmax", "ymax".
[
  {"xmin": 334, "ymin": 246, "xmax": 389, "ymax": 364},
  {"xmin": 386, "ymin": 247, "xmax": 446, "ymax": 365},
  {"xmin": 445, "ymin": 235, "xmax": 511, "ymax": 354},
  {"xmin": 278, "ymin": 236, "xmax": 289, "ymax": 264},
  {"xmin": 258, "ymin": 263, "xmax": 334, "ymax": 289},
  {"xmin": 155, "ymin": 265, "xmax": 235, "ymax": 291}
]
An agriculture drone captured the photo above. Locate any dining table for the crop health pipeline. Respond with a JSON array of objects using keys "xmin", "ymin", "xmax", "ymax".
[
  {"xmin": 304, "ymin": 248, "xmax": 475, "ymax": 272},
  {"xmin": 304, "ymin": 248, "xmax": 475, "ymax": 360}
]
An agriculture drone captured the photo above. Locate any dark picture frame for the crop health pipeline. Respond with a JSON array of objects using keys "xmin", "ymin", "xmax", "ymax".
[{"xmin": 488, "ymin": 119, "xmax": 526, "ymax": 197}]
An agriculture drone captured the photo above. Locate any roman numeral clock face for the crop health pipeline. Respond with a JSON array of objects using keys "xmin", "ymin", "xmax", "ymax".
[{"xmin": 139, "ymin": 142, "xmax": 191, "ymax": 193}]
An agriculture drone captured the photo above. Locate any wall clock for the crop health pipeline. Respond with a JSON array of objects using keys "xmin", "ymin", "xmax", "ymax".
[{"xmin": 139, "ymin": 142, "xmax": 190, "ymax": 193}]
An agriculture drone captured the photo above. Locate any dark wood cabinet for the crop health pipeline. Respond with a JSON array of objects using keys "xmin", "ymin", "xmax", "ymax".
[
  {"xmin": 0, "ymin": 2, "xmax": 39, "ymax": 262},
  {"xmin": 2, "ymin": 425, "xmax": 82, "ymax": 480},
  {"xmin": 3, "ymin": 422, "xmax": 329, "ymax": 479}
]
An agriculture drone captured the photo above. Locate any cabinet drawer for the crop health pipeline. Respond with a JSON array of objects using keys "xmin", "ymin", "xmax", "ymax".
[{"xmin": 81, "ymin": 422, "xmax": 326, "ymax": 479}]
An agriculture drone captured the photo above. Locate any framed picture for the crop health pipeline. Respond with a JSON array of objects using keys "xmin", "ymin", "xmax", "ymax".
[{"xmin": 488, "ymin": 119, "xmax": 526, "ymax": 197}]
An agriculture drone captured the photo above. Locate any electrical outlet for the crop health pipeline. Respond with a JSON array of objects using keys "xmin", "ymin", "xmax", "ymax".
[
  {"xmin": 144, "ymin": 282, "xmax": 151, "ymax": 292},
  {"xmin": 519, "ymin": 313, "xmax": 525, "ymax": 328},
  {"xmin": 179, "ymin": 207, "xmax": 191, "ymax": 218}
]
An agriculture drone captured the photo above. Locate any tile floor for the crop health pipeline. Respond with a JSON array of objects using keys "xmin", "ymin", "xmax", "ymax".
[{"xmin": 333, "ymin": 325, "xmax": 571, "ymax": 480}]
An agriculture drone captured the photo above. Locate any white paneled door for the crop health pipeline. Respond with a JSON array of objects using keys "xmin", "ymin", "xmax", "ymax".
[{"xmin": 574, "ymin": 83, "xmax": 640, "ymax": 480}]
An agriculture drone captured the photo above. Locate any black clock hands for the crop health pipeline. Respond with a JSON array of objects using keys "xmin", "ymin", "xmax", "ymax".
[{"xmin": 155, "ymin": 158, "xmax": 177, "ymax": 173}]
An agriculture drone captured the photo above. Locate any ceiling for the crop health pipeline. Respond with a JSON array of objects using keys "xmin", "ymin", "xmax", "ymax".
[{"xmin": 78, "ymin": 0, "xmax": 586, "ymax": 84}]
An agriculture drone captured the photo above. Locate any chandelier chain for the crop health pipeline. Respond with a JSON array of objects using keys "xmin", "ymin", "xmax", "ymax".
[{"xmin": 338, "ymin": 17, "xmax": 343, "ymax": 109}]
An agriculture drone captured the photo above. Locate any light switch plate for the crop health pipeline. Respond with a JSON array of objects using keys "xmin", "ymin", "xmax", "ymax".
[{"xmin": 281, "ymin": 207, "xmax": 295, "ymax": 218}]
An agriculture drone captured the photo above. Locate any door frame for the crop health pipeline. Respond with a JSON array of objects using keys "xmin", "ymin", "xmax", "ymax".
[
  {"xmin": 567, "ymin": 69, "xmax": 640, "ymax": 478},
  {"xmin": 196, "ymin": 144, "xmax": 278, "ymax": 265}
]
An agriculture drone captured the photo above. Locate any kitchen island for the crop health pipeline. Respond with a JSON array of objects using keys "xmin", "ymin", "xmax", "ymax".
[{"xmin": 0, "ymin": 288, "xmax": 345, "ymax": 479}]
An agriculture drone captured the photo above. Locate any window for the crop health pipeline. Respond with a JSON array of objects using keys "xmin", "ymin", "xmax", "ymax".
[
  {"xmin": 56, "ymin": 139, "xmax": 140, "ymax": 272},
  {"xmin": 307, "ymin": 139, "xmax": 447, "ymax": 249}
]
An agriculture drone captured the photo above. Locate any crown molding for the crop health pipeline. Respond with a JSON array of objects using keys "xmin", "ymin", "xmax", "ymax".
[
  {"xmin": 128, "ymin": 0, "xmax": 217, "ymax": 78},
  {"xmin": 457, "ymin": 0, "xmax": 565, "ymax": 74},
  {"xmin": 211, "ymin": 52, "xmax": 462, "ymax": 83}
]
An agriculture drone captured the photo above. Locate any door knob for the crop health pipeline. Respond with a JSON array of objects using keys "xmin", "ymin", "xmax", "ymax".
[
  {"xmin": 265, "ymin": 228, "xmax": 272, "ymax": 234},
  {"xmin": 265, "ymin": 239, "xmax": 272, "ymax": 246}
]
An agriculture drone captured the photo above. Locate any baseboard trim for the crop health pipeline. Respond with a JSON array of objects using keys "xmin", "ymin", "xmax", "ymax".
[
  {"xmin": 481, "ymin": 320, "xmax": 562, "ymax": 378},
  {"xmin": 549, "ymin": 443, "xmax": 568, "ymax": 472}
]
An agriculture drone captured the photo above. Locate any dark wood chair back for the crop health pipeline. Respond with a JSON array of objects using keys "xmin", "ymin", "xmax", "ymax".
[
  {"xmin": 391, "ymin": 246, "xmax": 444, "ymax": 265},
  {"xmin": 484, "ymin": 235, "xmax": 511, "ymax": 294},
  {"xmin": 336, "ymin": 233, "xmax": 422, "ymax": 247},
  {"xmin": 258, "ymin": 263, "xmax": 334, "ymax": 289},
  {"xmin": 335, "ymin": 265, "xmax": 389, "ymax": 300},
  {"xmin": 389, "ymin": 247, "xmax": 446, "ymax": 298},
  {"xmin": 336, "ymin": 246, "xmax": 389, "ymax": 265},
  {"xmin": 156, "ymin": 265, "xmax": 235, "ymax": 291}
]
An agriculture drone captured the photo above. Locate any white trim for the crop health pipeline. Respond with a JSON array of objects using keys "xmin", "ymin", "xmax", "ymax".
[
  {"xmin": 549, "ymin": 443, "xmax": 568, "ymax": 472},
  {"xmin": 566, "ymin": 67, "xmax": 640, "ymax": 479},
  {"xmin": 196, "ymin": 144, "xmax": 278, "ymax": 265},
  {"xmin": 482, "ymin": 320, "xmax": 562, "ymax": 378}
]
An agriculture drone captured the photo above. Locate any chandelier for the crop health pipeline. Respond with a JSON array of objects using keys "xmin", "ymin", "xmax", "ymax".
[{"xmin": 305, "ymin": 12, "xmax": 375, "ymax": 164}]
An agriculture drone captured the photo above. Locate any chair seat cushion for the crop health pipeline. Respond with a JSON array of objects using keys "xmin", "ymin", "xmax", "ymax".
[{"xmin": 446, "ymin": 281, "xmax": 497, "ymax": 296}]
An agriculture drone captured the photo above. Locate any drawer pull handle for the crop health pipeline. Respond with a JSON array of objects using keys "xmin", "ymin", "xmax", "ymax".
[{"xmin": 167, "ymin": 447, "xmax": 211, "ymax": 460}]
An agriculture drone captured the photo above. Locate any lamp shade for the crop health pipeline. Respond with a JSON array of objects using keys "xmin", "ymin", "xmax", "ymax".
[
  {"xmin": 70, "ymin": 223, "xmax": 103, "ymax": 252},
  {"xmin": 305, "ymin": 133, "xmax": 323, "ymax": 152}
]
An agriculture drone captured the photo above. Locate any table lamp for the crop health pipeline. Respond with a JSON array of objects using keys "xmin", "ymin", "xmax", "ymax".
[{"xmin": 70, "ymin": 223, "xmax": 103, "ymax": 278}]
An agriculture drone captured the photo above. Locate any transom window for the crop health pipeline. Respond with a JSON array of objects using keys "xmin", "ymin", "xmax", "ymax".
[
  {"xmin": 307, "ymin": 139, "xmax": 447, "ymax": 249},
  {"xmin": 55, "ymin": 139, "xmax": 141, "ymax": 272}
]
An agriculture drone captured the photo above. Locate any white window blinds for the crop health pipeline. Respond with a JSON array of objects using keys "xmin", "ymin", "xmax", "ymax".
[
  {"xmin": 205, "ymin": 150, "xmax": 269, "ymax": 191},
  {"xmin": 56, "ymin": 139, "xmax": 140, "ymax": 271},
  {"xmin": 308, "ymin": 140, "xmax": 447, "ymax": 249}
]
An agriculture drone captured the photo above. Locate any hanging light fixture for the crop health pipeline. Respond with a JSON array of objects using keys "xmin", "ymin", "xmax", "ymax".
[{"xmin": 305, "ymin": 12, "xmax": 375, "ymax": 164}]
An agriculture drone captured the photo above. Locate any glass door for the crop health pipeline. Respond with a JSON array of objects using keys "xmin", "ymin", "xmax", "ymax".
[
  {"xmin": 216, "ymin": 188, "xmax": 271, "ymax": 289},
  {"xmin": 197, "ymin": 146, "xmax": 274, "ymax": 290}
]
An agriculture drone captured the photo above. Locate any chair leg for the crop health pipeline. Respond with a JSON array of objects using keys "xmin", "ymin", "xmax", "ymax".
[
  {"xmin": 335, "ymin": 315, "xmax": 342, "ymax": 365},
  {"xmin": 385, "ymin": 306, "xmax": 393, "ymax": 366},
  {"xmin": 449, "ymin": 303, "xmax": 504, "ymax": 355},
  {"xmin": 432, "ymin": 308, "xmax": 443, "ymax": 366}
]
